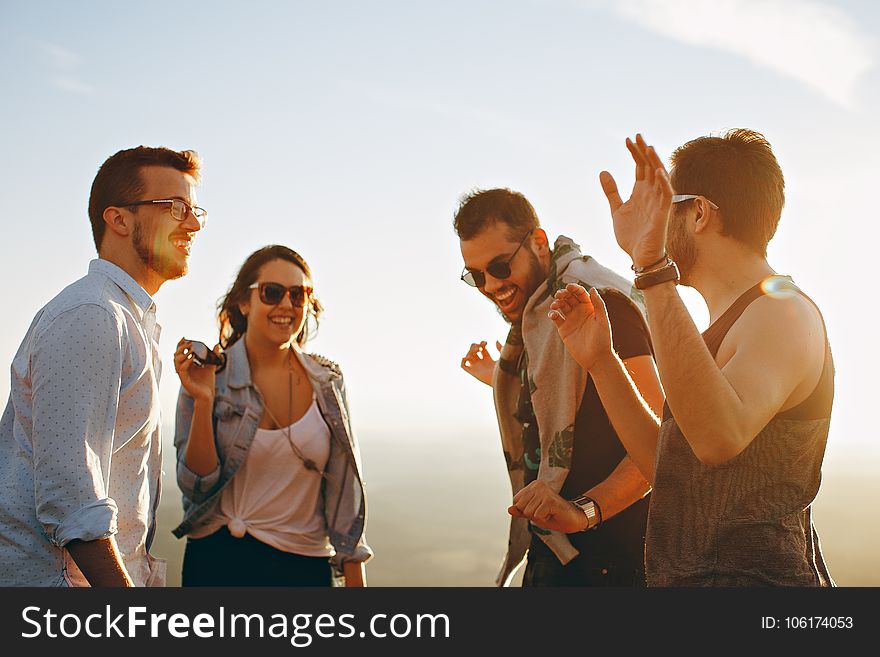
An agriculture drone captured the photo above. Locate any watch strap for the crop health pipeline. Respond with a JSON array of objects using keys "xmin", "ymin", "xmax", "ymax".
[
  {"xmin": 634, "ymin": 260, "xmax": 680, "ymax": 289},
  {"xmin": 570, "ymin": 495, "xmax": 602, "ymax": 532}
]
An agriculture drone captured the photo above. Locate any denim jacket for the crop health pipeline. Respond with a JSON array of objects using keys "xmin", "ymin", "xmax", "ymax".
[{"xmin": 172, "ymin": 337, "xmax": 372, "ymax": 568}]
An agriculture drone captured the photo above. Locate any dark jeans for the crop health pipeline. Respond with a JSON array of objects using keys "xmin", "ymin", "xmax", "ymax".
[
  {"xmin": 182, "ymin": 526, "xmax": 333, "ymax": 587},
  {"xmin": 522, "ymin": 537, "xmax": 646, "ymax": 587}
]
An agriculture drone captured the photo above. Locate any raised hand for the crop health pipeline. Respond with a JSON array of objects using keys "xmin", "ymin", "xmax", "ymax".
[
  {"xmin": 508, "ymin": 480, "xmax": 586, "ymax": 533},
  {"xmin": 548, "ymin": 284, "xmax": 613, "ymax": 371},
  {"xmin": 600, "ymin": 134, "xmax": 673, "ymax": 268},
  {"xmin": 174, "ymin": 338, "xmax": 219, "ymax": 403},
  {"xmin": 460, "ymin": 340, "xmax": 501, "ymax": 386}
]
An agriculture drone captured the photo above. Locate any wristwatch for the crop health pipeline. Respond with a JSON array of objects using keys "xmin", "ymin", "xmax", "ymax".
[{"xmin": 570, "ymin": 495, "xmax": 602, "ymax": 532}]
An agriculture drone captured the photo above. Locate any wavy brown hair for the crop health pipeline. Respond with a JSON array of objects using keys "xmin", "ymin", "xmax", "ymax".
[{"xmin": 217, "ymin": 245, "xmax": 324, "ymax": 350}]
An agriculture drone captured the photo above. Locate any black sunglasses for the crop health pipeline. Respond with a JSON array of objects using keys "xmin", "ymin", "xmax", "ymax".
[
  {"xmin": 461, "ymin": 230, "xmax": 533, "ymax": 288},
  {"xmin": 185, "ymin": 340, "xmax": 227, "ymax": 372},
  {"xmin": 248, "ymin": 282, "xmax": 313, "ymax": 306}
]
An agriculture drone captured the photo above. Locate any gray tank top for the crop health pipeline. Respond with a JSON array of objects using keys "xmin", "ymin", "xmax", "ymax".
[{"xmin": 645, "ymin": 278, "xmax": 834, "ymax": 586}]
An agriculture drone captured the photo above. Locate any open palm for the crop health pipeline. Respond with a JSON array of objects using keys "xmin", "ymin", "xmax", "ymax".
[
  {"xmin": 548, "ymin": 284, "xmax": 613, "ymax": 371},
  {"xmin": 600, "ymin": 134, "xmax": 673, "ymax": 267}
]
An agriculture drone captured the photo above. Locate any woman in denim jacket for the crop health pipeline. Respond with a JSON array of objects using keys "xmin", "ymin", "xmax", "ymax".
[{"xmin": 172, "ymin": 245, "xmax": 371, "ymax": 586}]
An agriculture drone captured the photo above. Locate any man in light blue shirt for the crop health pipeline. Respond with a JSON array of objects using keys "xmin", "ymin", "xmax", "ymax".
[{"xmin": 0, "ymin": 146, "xmax": 205, "ymax": 586}]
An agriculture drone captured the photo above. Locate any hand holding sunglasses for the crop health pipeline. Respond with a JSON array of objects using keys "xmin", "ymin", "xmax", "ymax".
[
  {"xmin": 174, "ymin": 339, "xmax": 226, "ymax": 403},
  {"xmin": 186, "ymin": 340, "xmax": 227, "ymax": 370}
]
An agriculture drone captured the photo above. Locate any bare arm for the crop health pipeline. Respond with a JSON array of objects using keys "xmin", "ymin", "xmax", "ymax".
[
  {"xmin": 643, "ymin": 283, "xmax": 821, "ymax": 464},
  {"xmin": 509, "ymin": 456, "xmax": 650, "ymax": 533},
  {"xmin": 584, "ymin": 352, "xmax": 661, "ymax": 508},
  {"xmin": 66, "ymin": 537, "xmax": 134, "ymax": 587},
  {"xmin": 590, "ymin": 352, "xmax": 662, "ymax": 481},
  {"xmin": 549, "ymin": 285, "xmax": 663, "ymax": 481},
  {"xmin": 343, "ymin": 561, "xmax": 366, "ymax": 587},
  {"xmin": 601, "ymin": 135, "xmax": 823, "ymax": 464},
  {"xmin": 583, "ymin": 455, "xmax": 650, "ymax": 521},
  {"xmin": 509, "ymin": 352, "xmax": 659, "ymax": 530},
  {"xmin": 183, "ymin": 397, "xmax": 219, "ymax": 475}
]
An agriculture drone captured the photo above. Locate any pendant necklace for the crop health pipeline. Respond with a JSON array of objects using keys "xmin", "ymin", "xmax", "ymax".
[{"xmin": 261, "ymin": 351, "xmax": 325, "ymax": 478}]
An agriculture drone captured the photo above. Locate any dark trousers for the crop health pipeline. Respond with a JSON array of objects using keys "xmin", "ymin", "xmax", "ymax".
[
  {"xmin": 182, "ymin": 526, "xmax": 333, "ymax": 587},
  {"xmin": 522, "ymin": 536, "xmax": 646, "ymax": 587}
]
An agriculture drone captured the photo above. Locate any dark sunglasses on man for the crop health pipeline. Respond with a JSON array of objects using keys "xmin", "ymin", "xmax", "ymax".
[
  {"xmin": 461, "ymin": 230, "xmax": 533, "ymax": 288},
  {"xmin": 249, "ymin": 282, "xmax": 313, "ymax": 306}
]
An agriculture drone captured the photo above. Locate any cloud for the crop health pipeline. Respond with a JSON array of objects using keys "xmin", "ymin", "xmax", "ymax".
[
  {"xmin": 590, "ymin": 0, "xmax": 875, "ymax": 108},
  {"xmin": 51, "ymin": 76, "xmax": 94, "ymax": 95},
  {"xmin": 30, "ymin": 39, "xmax": 94, "ymax": 95},
  {"xmin": 40, "ymin": 42, "xmax": 82, "ymax": 70},
  {"xmin": 345, "ymin": 81, "xmax": 562, "ymax": 154}
]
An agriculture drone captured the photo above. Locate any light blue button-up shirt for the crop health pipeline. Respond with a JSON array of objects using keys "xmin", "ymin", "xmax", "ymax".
[{"xmin": 0, "ymin": 259, "xmax": 164, "ymax": 586}]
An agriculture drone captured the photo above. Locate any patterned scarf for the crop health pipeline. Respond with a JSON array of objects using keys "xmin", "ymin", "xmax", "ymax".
[{"xmin": 493, "ymin": 235, "xmax": 647, "ymax": 586}]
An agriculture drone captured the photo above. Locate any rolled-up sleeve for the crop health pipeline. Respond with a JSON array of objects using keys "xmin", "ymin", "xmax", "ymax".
[
  {"xmin": 173, "ymin": 386, "xmax": 220, "ymax": 503},
  {"xmin": 330, "ymin": 540, "xmax": 373, "ymax": 569},
  {"xmin": 30, "ymin": 304, "xmax": 123, "ymax": 546}
]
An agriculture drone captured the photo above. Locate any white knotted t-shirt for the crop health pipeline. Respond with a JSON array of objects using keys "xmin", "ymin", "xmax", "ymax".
[{"xmin": 190, "ymin": 396, "xmax": 333, "ymax": 557}]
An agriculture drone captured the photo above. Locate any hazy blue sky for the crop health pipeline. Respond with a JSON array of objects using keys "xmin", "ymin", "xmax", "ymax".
[{"xmin": 1, "ymin": 1, "xmax": 878, "ymax": 582}]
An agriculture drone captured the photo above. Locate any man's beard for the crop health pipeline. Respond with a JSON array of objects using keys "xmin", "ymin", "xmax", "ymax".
[
  {"xmin": 132, "ymin": 221, "xmax": 186, "ymax": 281},
  {"xmin": 495, "ymin": 253, "xmax": 546, "ymax": 325},
  {"xmin": 667, "ymin": 211, "xmax": 697, "ymax": 285}
]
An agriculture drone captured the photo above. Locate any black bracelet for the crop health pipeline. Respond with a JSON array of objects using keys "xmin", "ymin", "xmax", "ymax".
[
  {"xmin": 634, "ymin": 260, "xmax": 680, "ymax": 290},
  {"xmin": 631, "ymin": 254, "xmax": 668, "ymax": 274}
]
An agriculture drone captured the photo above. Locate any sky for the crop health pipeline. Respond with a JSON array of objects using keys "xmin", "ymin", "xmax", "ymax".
[{"xmin": 1, "ymin": 0, "xmax": 878, "ymax": 583}]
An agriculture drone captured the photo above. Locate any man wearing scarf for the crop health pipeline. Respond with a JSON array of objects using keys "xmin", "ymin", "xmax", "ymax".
[{"xmin": 456, "ymin": 188, "xmax": 662, "ymax": 586}]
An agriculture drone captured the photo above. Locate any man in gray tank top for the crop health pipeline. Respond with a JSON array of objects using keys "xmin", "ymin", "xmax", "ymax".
[{"xmin": 510, "ymin": 129, "xmax": 834, "ymax": 586}]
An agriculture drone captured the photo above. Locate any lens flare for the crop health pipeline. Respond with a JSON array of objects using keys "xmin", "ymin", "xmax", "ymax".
[{"xmin": 760, "ymin": 275, "xmax": 799, "ymax": 299}]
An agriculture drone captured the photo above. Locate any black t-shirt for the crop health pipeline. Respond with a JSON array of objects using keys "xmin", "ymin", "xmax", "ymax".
[{"xmin": 520, "ymin": 290, "xmax": 653, "ymax": 569}]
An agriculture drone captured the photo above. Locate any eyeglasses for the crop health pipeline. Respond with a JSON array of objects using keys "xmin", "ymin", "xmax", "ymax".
[
  {"xmin": 672, "ymin": 194, "xmax": 719, "ymax": 210},
  {"xmin": 461, "ymin": 230, "xmax": 533, "ymax": 288},
  {"xmin": 248, "ymin": 282, "xmax": 313, "ymax": 306},
  {"xmin": 117, "ymin": 199, "xmax": 208, "ymax": 227}
]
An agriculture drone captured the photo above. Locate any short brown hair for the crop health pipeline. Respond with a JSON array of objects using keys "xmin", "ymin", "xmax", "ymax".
[
  {"xmin": 670, "ymin": 128, "xmax": 784, "ymax": 256},
  {"xmin": 453, "ymin": 188, "xmax": 540, "ymax": 241},
  {"xmin": 88, "ymin": 146, "xmax": 202, "ymax": 251},
  {"xmin": 218, "ymin": 245, "xmax": 324, "ymax": 350}
]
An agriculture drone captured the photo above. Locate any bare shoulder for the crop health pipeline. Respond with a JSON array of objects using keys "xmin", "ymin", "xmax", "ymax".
[
  {"xmin": 741, "ymin": 288, "xmax": 824, "ymax": 338},
  {"xmin": 720, "ymin": 286, "xmax": 826, "ymax": 367}
]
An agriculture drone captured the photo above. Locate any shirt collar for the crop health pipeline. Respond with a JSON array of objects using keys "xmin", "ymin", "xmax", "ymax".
[
  {"xmin": 225, "ymin": 338, "xmax": 253, "ymax": 389},
  {"xmin": 294, "ymin": 348, "xmax": 334, "ymax": 384},
  {"xmin": 89, "ymin": 258, "xmax": 156, "ymax": 318}
]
